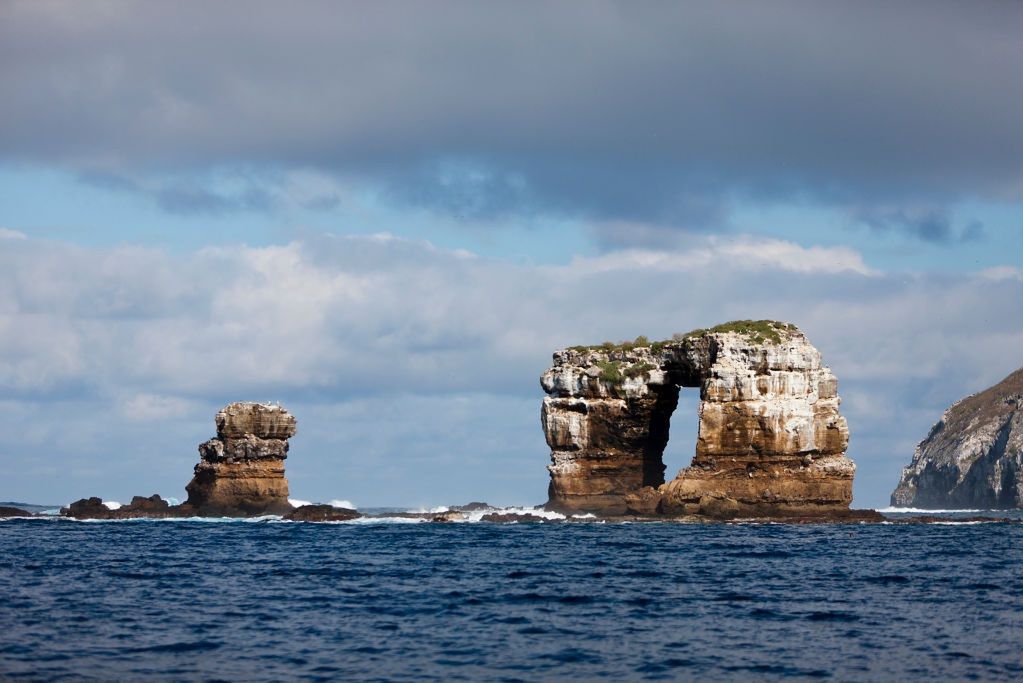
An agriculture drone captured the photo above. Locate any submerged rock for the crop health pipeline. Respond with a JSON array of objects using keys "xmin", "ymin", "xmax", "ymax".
[
  {"xmin": 285, "ymin": 504, "xmax": 361, "ymax": 522},
  {"xmin": 892, "ymin": 368, "xmax": 1023, "ymax": 509},
  {"xmin": 185, "ymin": 402, "xmax": 295, "ymax": 516},
  {"xmin": 451, "ymin": 501, "xmax": 491, "ymax": 512},
  {"xmin": 480, "ymin": 512, "xmax": 557, "ymax": 523},
  {"xmin": 541, "ymin": 321, "xmax": 856, "ymax": 518}
]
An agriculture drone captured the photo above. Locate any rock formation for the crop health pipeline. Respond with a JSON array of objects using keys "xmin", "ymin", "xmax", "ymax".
[
  {"xmin": 184, "ymin": 402, "xmax": 296, "ymax": 516},
  {"xmin": 285, "ymin": 504, "xmax": 360, "ymax": 522},
  {"xmin": 541, "ymin": 321, "xmax": 856, "ymax": 517},
  {"xmin": 61, "ymin": 495, "xmax": 179, "ymax": 520},
  {"xmin": 891, "ymin": 368, "xmax": 1023, "ymax": 509}
]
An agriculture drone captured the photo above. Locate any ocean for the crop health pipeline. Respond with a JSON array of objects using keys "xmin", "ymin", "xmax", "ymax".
[{"xmin": 2, "ymin": 512, "xmax": 1022, "ymax": 681}]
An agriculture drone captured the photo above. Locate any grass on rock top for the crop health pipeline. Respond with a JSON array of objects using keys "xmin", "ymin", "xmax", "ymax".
[{"xmin": 567, "ymin": 320, "xmax": 799, "ymax": 353}]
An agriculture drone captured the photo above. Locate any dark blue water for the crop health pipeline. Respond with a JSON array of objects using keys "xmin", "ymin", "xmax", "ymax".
[{"xmin": 2, "ymin": 518, "xmax": 1022, "ymax": 681}]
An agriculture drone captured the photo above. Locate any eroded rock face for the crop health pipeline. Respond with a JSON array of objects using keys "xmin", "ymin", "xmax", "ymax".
[
  {"xmin": 892, "ymin": 368, "xmax": 1023, "ymax": 509},
  {"xmin": 541, "ymin": 322, "xmax": 855, "ymax": 516},
  {"xmin": 185, "ymin": 402, "xmax": 296, "ymax": 516}
]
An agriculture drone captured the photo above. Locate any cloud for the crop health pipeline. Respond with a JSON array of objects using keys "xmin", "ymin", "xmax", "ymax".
[
  {"xmin": 564, "ymin": 236, "xmax": 877, "ymax": 276},
  {"xmin": 0, "ymin": 228, "xmax": 27, "ymax": 240},
  {"xmin": 3, "ymin": 1, "xmax": 1022, "ymax": 229},
  {"xmin": 119, "ymin": 393, "xmax": 198, "ymax": 422},
  {"xmin": 981, "ymin": 266, "xmax": 1023, "ymax": 282},
  {"xmin": 852, "ymin": 207, "xmax": 988, "ymax": 244},
  {"xmin": 0, "ymin": 231, "xmax": 1021, "ymax": 507}
]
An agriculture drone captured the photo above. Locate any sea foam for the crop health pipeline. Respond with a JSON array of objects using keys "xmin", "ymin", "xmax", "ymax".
[{"xmin": 878, "ymin": 506, "xmax": 987, "ymax": 514}]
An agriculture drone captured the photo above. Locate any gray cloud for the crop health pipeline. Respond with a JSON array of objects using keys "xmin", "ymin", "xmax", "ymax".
[
  {"xmin": 853, "ymin": 207, "xmax": 988, "ymax": 244},
  {"xmin": 1, "ymin": 231, "xmax": 1021, "ymax": 507},
  {"xmin": 3, "ymin": 1, "xmax": 1022, "ymax": 230}
]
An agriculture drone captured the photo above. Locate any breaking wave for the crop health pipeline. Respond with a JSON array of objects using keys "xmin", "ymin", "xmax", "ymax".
[{"xmin": 878, "ymin": 506, "xmax": 987, "ymax": 513}]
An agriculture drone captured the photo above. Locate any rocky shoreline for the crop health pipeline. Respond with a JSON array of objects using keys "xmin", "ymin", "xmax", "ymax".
[{"xmin": 3, "ymin": 502, "xmax": 1017, "ymax": 525}]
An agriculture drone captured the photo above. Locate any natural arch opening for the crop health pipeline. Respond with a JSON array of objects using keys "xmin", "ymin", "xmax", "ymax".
[
  {"xmin": 639, "ymin": 361, "xmax": 703, "ymax": 489},
  {"xmin": 639, "ymin": 384, "xmax": 679, "ymax": 488},
  {"xmin": 658, "ymin": 388, "xmax": 702, "ymax": 488}
]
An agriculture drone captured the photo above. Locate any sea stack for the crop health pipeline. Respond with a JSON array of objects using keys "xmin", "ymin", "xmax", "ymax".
[
  {"xmin": 891, "ymin": 368, "xmax": 1023, "ymax": 509},
  {"xmin": 184, "ymin": 402, "xmax": 296, "ymax": 516},
  {"xmin": 541, "ymin": 321, "xmax": 856, "ymax": 518}
]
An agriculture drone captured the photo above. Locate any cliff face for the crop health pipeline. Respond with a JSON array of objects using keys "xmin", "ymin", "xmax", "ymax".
[
  {"xmin": 892, "ymin": 368, "xmax": 1023, "ymax": 509},
  {"xmin": 541, "ymin": 321, "xmax": 855, "ymax": 517},
  {"xmin": 184, "ymin": 402, "xmax": 296, "ymax": 516}
]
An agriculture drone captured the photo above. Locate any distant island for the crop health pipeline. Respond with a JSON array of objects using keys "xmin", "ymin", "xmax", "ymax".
[{"xmin": 892, "ymin": 367, "xmax": 1023, "ymax": 509}]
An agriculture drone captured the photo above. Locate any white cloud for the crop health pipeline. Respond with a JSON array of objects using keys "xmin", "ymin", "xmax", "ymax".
[
  {"xmin": 119, "ymin": 393, "xmax": 198, "ymax": 422},
  {"xmin": 562, "ymin": 236, "xmax": 877, "ymax": 276},
  {"xmin": 0, "ymin": 227, "xmax": 27, "ymax": 240},
  {"xmin": 981, "ymin": 266, "xmax": 1023, "ymax": 281}
]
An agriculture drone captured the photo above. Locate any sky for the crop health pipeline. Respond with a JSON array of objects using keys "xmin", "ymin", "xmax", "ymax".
[{"xmin": 1, "ymin": 0, "xmax": 1022, "ymax": 509}]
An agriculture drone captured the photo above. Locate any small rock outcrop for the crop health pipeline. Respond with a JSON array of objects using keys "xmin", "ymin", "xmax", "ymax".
[
  {"xmin": 0, "ymin": 506, "xmax": 33, "ymax": 518},
  {"xmin": 541, "ymin": 321, "xmax": 856, "ymax": 517},
  {"xmin": 61, "ymin": 495, "xmax": 179, "ymax": 520},
  {"xmin": 184, "ymin": 403, "xmax": 296, "ymax": 516},
  {"xmin": 892, "ymin": 368, "xmax": 1023, "ymax": 509},
  {"xmin": 284, "ymin": 504, "xmax": 360, "ymax": 522}
]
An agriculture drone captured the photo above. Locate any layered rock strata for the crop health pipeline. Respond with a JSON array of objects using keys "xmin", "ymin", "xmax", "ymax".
[
  {"xmin": 892, "ymin": 368, "xmax": 1023, "ymax": 509},
  {"xmin": 541, "ymin": 321, "xmax": 856, "ymax": 517},
  {"xmin": 184, "ymin": 402, "xmax": 296, "ymax": 516}
]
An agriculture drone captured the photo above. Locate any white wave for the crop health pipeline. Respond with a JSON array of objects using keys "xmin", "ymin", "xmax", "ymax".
[
  {"xmin": 459, "ymin": 505, "xmax": 567, "ymax": 523},
  {"xmin": 75, "ymin": 514, "xmax": 286, "ymax": 524},
  {"xmin": 341, "ymin": 515, "xmax": 427, "ymax": 525},
  {"xmin": 289, "ymin": 498, "xmax": 356, "ymax": 509},
  {"xmin": 102, "ymin": 500, "xmax": 122, "ymax": 510},
  {"xmin": 572, "ymin": 513, "xmax": 597, "ymax": 519},
  {"xmin": 878, "ymin": 507, "xmax": 987, "ymax": 514},
  {"xmin": 313, "ymin": 504, "xmax": 569, "ymax": 524}
]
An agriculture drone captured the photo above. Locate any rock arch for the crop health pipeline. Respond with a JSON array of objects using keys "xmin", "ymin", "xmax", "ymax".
[{"xmin": 540, "ymin": 321, "xmax": 855, "ymax": 517}]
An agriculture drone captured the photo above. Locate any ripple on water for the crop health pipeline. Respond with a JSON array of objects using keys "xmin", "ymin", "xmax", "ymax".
[{"xmin": 0, "ymin": 519, "xmax": 1022, "ymax": 681}]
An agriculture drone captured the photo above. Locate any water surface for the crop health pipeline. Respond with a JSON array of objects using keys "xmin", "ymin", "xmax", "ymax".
[{"xmin": 2, "ymin": 517, "xmax": 1021, "ymax": 680}]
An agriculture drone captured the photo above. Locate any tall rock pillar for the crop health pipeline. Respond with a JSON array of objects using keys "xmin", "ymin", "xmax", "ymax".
[{"xmin": 185, "ymin": 402, "xmax": 296, "ymax": 516}]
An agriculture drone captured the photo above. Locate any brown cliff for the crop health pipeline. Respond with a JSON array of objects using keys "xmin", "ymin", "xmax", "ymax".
[
  {"xmin": 541, "ymin": 321, "xmax": 857, "ymax": 518},
  {"xmin": 185, "ymin": 402, "xmax": 296, "ymax": 516}
]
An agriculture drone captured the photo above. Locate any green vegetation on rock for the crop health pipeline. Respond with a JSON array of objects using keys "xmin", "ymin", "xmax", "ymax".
[
  {"xmin": 596, "ymin": 360, "xmax": 623, "ymax": 383},
  {"xmin": 566, "ymin": 320, "xmax": 799, "ymax": 354},
  {"xmin": 623, "ymin": 362, "xmax": 656, "ymax": 379},
  {"xmin": 673, "ymin": 320, "xmax": 797, "ymax": 345},
  {"xmin": 595, "ymin": 360, "xmax": 656, "ymax": 384}
]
